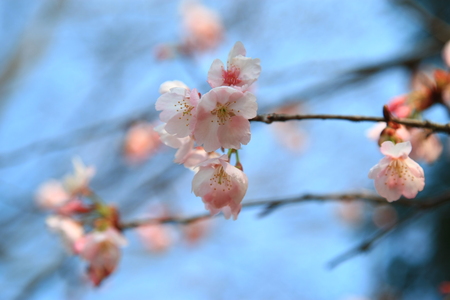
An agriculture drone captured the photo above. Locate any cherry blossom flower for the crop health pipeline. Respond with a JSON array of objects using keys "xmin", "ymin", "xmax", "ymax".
[
  {"xmin": 207, "ymin": 41, "xmax": 261, "ymax": 91},
  {"xmin": 155, "ymin": 87, "xmax": 200, "ymax": 138},
  {"xmin": 194, "ymin": 86, "xmax": 257, "ymax": 152},
  {"xmin": 192, "ymin": 155, "xmax": 248, "ymax": 220},
  {"xmin": 35, "ymin": 180, "xmax": 70, "ymax": 210},
  {"xmin": 180, "ymin": 0, "xmax": 223, "ymax": 53},
  {"xmin": 409, "ymin": 128, "xmax": 443, "ymax": 164},
  {"xmin": 46, "ymin": 215, "xmax": 84, "ymax": 253},
  {"xmin": 74, "ymin": 228, "xmax": 127, "ymax": 286},
  {"xmin": 123, "ymin": 122, "xmax": 161, "ymax": 164},
  {"xmin": 63, "ymin": 157, "xmax": 95, "ymax": 196},
  {"xmin": 159, "ymin": 80, "xmax": 189, "ymax": 94},
  {"xmin": 368, "ymin": 141, "xmax": 425, "ymax": 202}
]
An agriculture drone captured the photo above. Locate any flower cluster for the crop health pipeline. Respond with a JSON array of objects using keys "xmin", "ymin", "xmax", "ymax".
[
  {"xmin": 365, "ymin": 43, "xmax": 450, "ymax": 201},
  {"xmin": 155, "ymin": 41, "xmax": 261, "ymax": 219},
  {"xmin": 36, "ymin": 158, "xmax": 126, "ymax": 286}
]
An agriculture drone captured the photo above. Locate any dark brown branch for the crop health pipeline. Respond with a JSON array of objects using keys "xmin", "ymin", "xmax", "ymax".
[{"xmin": 250, "ymin": 113, "xmax": 450, "ymax": 134}]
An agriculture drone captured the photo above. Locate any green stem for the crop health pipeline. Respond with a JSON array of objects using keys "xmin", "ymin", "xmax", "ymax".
[{"xmin": 234, "ymin": 149, "xmax": 240, "ymax": 164}]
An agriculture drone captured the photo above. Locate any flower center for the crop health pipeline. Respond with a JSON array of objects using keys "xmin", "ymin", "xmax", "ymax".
[
  {"xmin": 211, "ymin": 102, "xmax": 236, "ymax": 125},
  {"xmin": 222, "ymin": 65, "xmax": 242, "ymax": 86},
  {"xmin": 210, "ymin": 166, "xmax": 232, "ymax": 192},
  {"xmin": 174, "ymin": 95, "xmax": 194, "ymax": 125},
  {"xmin": 384, "ymin": 159, "xmax": 415, "ymax": 187}
]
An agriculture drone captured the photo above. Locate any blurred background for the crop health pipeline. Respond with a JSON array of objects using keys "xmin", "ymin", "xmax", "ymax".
[{"xmin": 1, "ymin": 0, "xmax": 450, "ymax": 299}]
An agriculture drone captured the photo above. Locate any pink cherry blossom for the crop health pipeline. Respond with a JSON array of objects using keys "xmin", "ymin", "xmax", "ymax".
[
  {"xmin": 368, "ymin": 141, "xmax": 425, "ymax": 202},
  {"xmin": 74, "ymin": 228, "xmax": 127, "ymax": 286},
  {"xmin": 46, "ymin": 215, "xmax": 84, "ymax": 253},
  {"xmin": 159, "ymin": 80, "xmax": 189, "ymax": 94},
  {"xmin": 192, "ymin": 155, "xmax": 248, "ymax": 220},
  {"xmin": 63, "ymin": 157, "xmax": 95, "ymax": 196},
  {"xmin": 35, "ymin": 180, "xmax": 70, "ymax": 210},
  {"xmin": 207, "ymin": 41, "xmax": 261, "ymax": 91},
  {"xmin": 180, "ymin": 1, "xmax": 223, "ymax": 52},
  {"xmin": 194, "ymin": 86, "xmax": 257, "ymax": 152},
  {"xmin": 409, "ymin": 128, "xmax": 443, "ymax": 164},
  {"xmin": 155, "ymin": 87, "xmax": 200, "ymax": 138},
  {"xmin": 123, "ymin": 122, "xmax": 161, "ymax": 164}
]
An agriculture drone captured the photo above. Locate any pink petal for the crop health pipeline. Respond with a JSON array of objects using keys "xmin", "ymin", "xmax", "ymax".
[
  {"xmin": 207, "ymin": 59, "xmax": 225, "ymax": 88},
  {"xmin": 228, "ymin": 91, "xmax": 258, "ymax": 119},
  {"xmin": 155, "ymin": 88, "xmax": 186, "ymax": 122},
  {"xmin": 165, "ymin": 112, "xmax": 193, "ymax": 138},
  {"xmin": 192, "ymin": 167, "xmax": 216, "ymax": 196},
  {"xmin": 227, "ymin": 41, "xmax": 246, "ymax": 66},
  {"xmin": 217, "ymin": 116, "xmax": 251, "ymax": 149},
  {"xmin": 231, "ymin": 57, "xmax": 261, "ymax": 89}
]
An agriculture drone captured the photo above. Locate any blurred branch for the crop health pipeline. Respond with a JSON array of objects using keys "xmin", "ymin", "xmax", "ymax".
[
  {"xmin": 2, "ymin": 109, "xmax": 450, "ymax": 170},
  {"xmin": 119, "ymin": 191, "xmax": 427, "ymax": 229},
  {"xmin": 0, "ymin": 107, "xmax": 154, "ymax": 169},
  {"xmin": 396, "ymin": 0, "xmax": 450, "ymax": 43},
  {"xmin": 120, "ymin": 190, "xmax": 450, "ymax": 268},
  {"xmin": 251, "ymin": 113, "xmax": 450, "ymax": 134},
  {"xmin": 328, "ymin": 190, "xmax": 450, "ymax": 268}
]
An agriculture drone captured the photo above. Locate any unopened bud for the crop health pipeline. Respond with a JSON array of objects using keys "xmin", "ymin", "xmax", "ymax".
[{"xmin": 383, "ymin": 105, "xmax": 392, "ymax": 122}]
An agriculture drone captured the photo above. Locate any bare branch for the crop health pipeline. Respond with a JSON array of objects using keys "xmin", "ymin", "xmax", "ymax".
[
  {"xmin": 251, "ymin": 113, "xmax": 450, "ymax": 134},
  {"xmin": 119, "ymin": 192, "xmax": 427, "ymax": 230}
]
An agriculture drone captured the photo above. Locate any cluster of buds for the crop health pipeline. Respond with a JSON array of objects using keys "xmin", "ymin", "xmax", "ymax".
[
  {"xmin": 36, "ymin": 158, "xmax": 127, "ymax": 286},
  {"xmin": 155, "ymin": 41, "xmax": 261, "ymax": 220}
]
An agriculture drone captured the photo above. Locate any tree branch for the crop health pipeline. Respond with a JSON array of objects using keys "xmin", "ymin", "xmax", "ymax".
[
  {"xmin": 119, "ymin": 191, "xmax": 433, "ymax": 230},
  {"xmin": 251, "ymin": 113, "xmax": 450, "ymax": 134}
]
